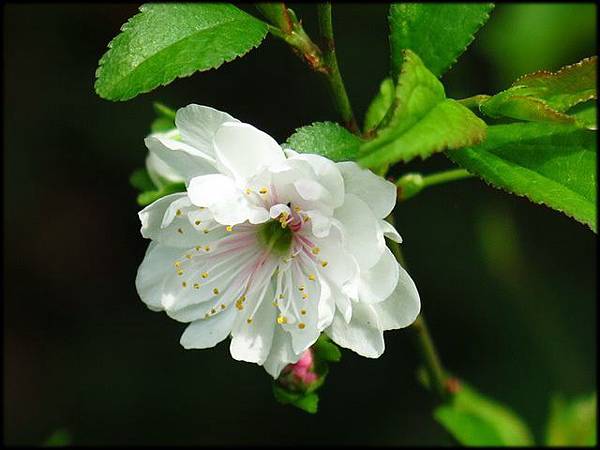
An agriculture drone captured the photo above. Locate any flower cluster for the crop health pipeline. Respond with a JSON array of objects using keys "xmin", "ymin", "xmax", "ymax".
[{"xmin": 136, "ymin": 104, "xmax": 420, "ymax": 377}]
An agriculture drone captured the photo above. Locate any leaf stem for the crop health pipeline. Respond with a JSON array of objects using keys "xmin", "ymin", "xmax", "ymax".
[
  {"xmin": 396, "ymin": 168, "xmax": 474, "ymax": 201},
  {"xmin": 316, "ymin": 3, "xmax": 359, "ymax": 133},
  {"xmin": 386, "ymin": 214, "xmax": 449, "ymax": 401},
  {"xmin": 457, "ymin": 94, "xmax": 490, "ymax": 110},
  {"xmin": 421, "ymin": 168, "xmax": 474, "ymax": 188}
]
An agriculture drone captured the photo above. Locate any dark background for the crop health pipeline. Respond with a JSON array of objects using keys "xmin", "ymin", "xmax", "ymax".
[{"xmin": 3, "ymin": 3, "xmax": 597, "ymax": 445}]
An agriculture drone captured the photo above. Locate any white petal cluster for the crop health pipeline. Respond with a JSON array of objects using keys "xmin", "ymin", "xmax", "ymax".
[{"xmin": 136, "ymin": 105, "xmax": 420, "ymax": 377}]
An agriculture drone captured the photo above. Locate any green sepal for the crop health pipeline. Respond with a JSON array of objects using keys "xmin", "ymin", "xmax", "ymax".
[{"xmin": 136, "ymin": 182, "xmax": 187, "ymax": 207}]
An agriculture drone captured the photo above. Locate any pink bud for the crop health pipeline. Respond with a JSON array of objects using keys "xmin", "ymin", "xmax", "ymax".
[{"xmin": 279, "ymin": 348, "xmax": 319, "ymax": 391}]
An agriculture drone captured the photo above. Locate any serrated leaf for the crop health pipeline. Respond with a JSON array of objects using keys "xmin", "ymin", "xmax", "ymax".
[
  {"xmin": 448, "ymin": 122, "xmax": 597, "ymax": 232},
  {"xmin": 358, "ymin": 50, "xmax": 487, "ymax": 168},
  {"xmin": 434, "ymin": 380, "xmax": 534, "ymax": 446},
  {"xmin": 363, "ymin": 77, "xmax": 395, "ymax": 134},
  {"xmin": 545, "ymin": 392, "xmax": 596, "ymax": 446},
  {"xmin": 569, "ymin": 101, "xmax": 597, "ymax": 131},
  {"xmin": 480, "ymin": 57, "xmax": 597, "ymax": 126},
  {"xmin": 285, "ymin": 122, "xmax": 363, "ymax": 162},
  {"xmin": 389, "ymin": 3, "xmax": 494, "ymax": 79},
  {"xmin": 95, "ymin": 4, "xmax": 268, "ymax": 101}
]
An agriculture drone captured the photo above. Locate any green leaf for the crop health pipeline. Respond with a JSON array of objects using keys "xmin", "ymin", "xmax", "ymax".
[
  {"xmin": 389, "ymin": 3, "xmax": 494, "ymax": 79},
  {"xmin": 137, "ymin": 182, "xmax": 186, "ymax": 207},
  {"xmin": 363, "ymin": 77, "xmax": 395, "ymax": 134},
  {"xmin": 151, "ymin": 117, "xmax": 176, "ymax": 133},
  {"xmin": 153, "ymin": 102, "xmax": 176, "ymax": 120},
  {"xmin": 95, "ymin": 4, "xmax": 268, "ymax": 101},
  {"xmin": 545, "ymin": 392, "xmax": 596, "ymax": 446},
  {"xmin": 285, "ymin": 122, "xmax": 363, "ymax": 162},
  {"xmin": 480, "ymin": 56, "xmax": 597, "ymax": 125},
  {"xmin": 434, "ymin": 380, "xmax": 534, "ymax": 446},
  {"xmin": 129, "ymin": 168, "xmax": 156, "ymax": 192},
  {"xmin": 150, "ymin": 102, "xmax": 177, "ymax": 133},
  {"xmin": 448, "ymin": 122, "xmax": 597, "ymax": 232},
  {"xmin": 358, "ymin": 50, "xmax": 487, "ymax": 168},
  {"xmin": 312, "ymin": 334, "xmax": 342, "ymax": 363},
  {"xmin": 272, "ymin": 384, "xmax": 319, "ymax": 414},
  {"xmin": 569, "ymin": 101, "xmax": 597, "ymax": 131}
]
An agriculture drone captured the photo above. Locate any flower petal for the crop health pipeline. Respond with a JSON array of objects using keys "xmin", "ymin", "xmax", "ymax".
[
  {"xmin": 213, "ymin": 122, "xmax": 286, "ymax": 182},
  {"xmin": 139, "ymin": 193, "xmax": 220, "ymax": 248},
  {"xmin": 371, "ymin": 263, "xmax": 420, "ymax": 330},
  {"xmin": 334, "ymin": 193, "xmax": 383, "ymax": 271},
  {"xmin": 379, "ymin": 219, "xmax": 402, "ymax": 243},
  {"xmin": 337, "ymin": 162, "xmax": 396, "ymax": 218},
  {"xmin": 135, "ymin": 242, "xmax": 182, "ymax": 311},
  {"xmin": 188, "ymin": 174, "xmax": 268, "ymax": 225},
  {"xmin": 175, "ymin": 104, "xmax": 239, "ymax": 155},
  {"xmin": 326, "ymin": 304, "xmax": 384, "ymax": 358},
  {"xmin": 262, "ymin": 325, "xmax": 302, "ymax": 378},
  {"xmin": 230, "ymin": 283, "xmax": 277, "ymax": 364},
  {"xmin": 145, "ymin": 134, "xmax": 216, "ymax": 182},
  {"xmin": 145, "ymin": 152, "xmax": 185, "ymax": 187},
  {"xmin": 357, "ymin": 246, "xmax": 399, "ymax": 304},
  {"xmin": 179, "ymin": 307, "xmax": 237, "ymax": 349},
  {"xmin": 292, "ymin": 153, "xmax": 345, "ymax": 208}
]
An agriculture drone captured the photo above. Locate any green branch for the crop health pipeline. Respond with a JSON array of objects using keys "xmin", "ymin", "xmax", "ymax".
[
  {"xmin": 386, "ymin": 214, "xmax": 450, "ymax": 401},
  {"xmin": 316, "ymin": 3, "xmax": 359, "ymax": 133}
]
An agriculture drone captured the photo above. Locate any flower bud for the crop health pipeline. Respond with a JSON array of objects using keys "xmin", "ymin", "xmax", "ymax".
[{"xmin": 278, "ymin": 349, "xmax": 320, "ymax": 391}]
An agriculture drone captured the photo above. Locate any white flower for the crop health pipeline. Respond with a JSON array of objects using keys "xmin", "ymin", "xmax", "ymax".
[{"xmin": 136, "ymin": 104, "xmax": 421, "ymax": 377}]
